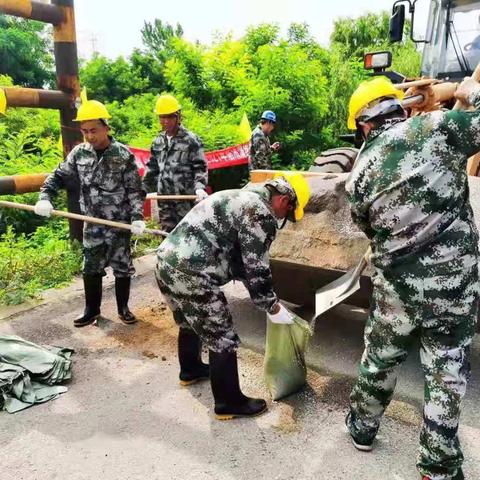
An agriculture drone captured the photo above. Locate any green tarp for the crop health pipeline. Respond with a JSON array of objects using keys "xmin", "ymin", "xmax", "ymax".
[
  {"xmin": 263, "ymin": 312, "xmax": 313, "ymax": 401},
  {"xmin": 0, "ymin": 335, "xmax": 74, "ymax": 413}
]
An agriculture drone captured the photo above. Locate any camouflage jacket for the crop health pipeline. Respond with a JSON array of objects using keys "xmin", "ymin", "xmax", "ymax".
[
  {"xmin": 142, "ymin": 125, "xmax": 208, "ymax": 195},
  {"xmin": 346, "ymin": 90, "xmax": 480, "ymax": 269},
  {"xmin": 249, "ymin": 125, "xmax": 272, "ymax": 170},
  {"xmin": 158, "ymin": 185, "xmax": 279, "ymax": 311},
  {"xmin": 40, "ymin": 138, "xmax": 145, "ymax": 223}
]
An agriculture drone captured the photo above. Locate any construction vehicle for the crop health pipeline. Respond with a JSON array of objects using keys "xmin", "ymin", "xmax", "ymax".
[{"xmin": 390, "ymin": 0, "xmax": 480, "ymax": 81}]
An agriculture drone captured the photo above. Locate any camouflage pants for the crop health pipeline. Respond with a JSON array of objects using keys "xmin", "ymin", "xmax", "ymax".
[
  {"xmin": 348, "ymin": 259, "xmax": 478, "ymax": 479},
  {"xmin": 155, "ymin": 259, "xmax": 240, "ymax": 352},
  {"xmin": 157, "ymin": 200, "xmax": 194, "ymax": 233},
  {"xmin": 248, "ymin": 157, "xmax": 272, "ymax": 171},
  {"xmin": 82, "ymin": 225, "xmax": 134, "ymax": 278}
]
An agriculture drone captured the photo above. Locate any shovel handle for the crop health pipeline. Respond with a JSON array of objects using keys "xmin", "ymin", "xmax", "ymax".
[
  {"xmin": 146, "ymin": 194, "xmax": 197, "ymax": 201},
  {"xmin": 0, "ymin": 200, "xmax": 168, "ymax": 237}
]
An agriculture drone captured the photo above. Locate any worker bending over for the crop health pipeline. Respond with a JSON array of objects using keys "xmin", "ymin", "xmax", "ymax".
[{"xmin": 156, "ymin": 173, "xmax": 310, "ymax": 419}]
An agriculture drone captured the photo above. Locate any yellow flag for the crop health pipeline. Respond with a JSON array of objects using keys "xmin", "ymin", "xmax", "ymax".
[{"xmin": 238, "ymin": 112, "xmax": 252, "ymax": 143}]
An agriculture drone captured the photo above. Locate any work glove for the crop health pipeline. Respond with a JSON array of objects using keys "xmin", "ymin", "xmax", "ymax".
[
  {"xmin": 131, "ymin": 220, "xmax": 146, "ymax": 235},
  {"xmin": 34, "ymin": 200, "xmax": 53, "ymax": 217},
  {"xmin": 267, "ymin": 303, "xmax": 294, "ymax": 325},
  {"xmin": 455, "ymin": 77, "xmax": 480, "ymax": 105},
  {"xmin": 195, "ymin": 188, "xmax": 209, "ymax": 201}
]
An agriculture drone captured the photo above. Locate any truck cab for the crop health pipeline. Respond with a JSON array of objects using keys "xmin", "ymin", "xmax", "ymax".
[{"xmin": 391, "ymin": 0, "xmax": 480, "ymax": 81}]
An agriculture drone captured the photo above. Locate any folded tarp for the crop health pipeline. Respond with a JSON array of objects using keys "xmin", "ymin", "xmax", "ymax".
[{"xmin": 0, "ymin": 335, "xmax": 74, "ymax": 413}]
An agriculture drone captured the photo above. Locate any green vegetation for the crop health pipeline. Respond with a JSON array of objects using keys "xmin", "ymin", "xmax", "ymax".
[
  {"xmin": 0, "ymin": 12, "xmax": 421, "ymax": 305},
  {"xmin": 0, "ymin": 224, "xmax": 82, "ymax": 305},
  {"xmin": 0, "ymin": 15, "xmax": 54, "ymax": 88}
]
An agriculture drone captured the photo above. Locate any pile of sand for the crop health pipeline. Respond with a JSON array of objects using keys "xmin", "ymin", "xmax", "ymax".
[
  {"xmin": 270, "ymin": 173, "xmax": 369, "ymax": 271},
  {"xmin": 270, "ymin": 174, "xmax": 480, "ymax": 271}
]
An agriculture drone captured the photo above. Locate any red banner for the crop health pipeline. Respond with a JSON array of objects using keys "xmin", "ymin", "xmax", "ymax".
[
  {"xmin": 205, "ymin": 142, "xmax": 250, "ymax": 170},
  {"xmin": 128, "ymin": 142, "xmax": 249, "ymax": 174},
  {"xmin": 128, "ymin": 146, "xmax": 150, "ymax": 177}
]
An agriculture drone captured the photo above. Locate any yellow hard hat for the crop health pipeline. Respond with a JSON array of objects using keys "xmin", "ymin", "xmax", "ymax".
[
  {"xmin": 347, "ymin": 77, "xmax": 404, "ymax": 130},
  {"xmin": 271, "ymin": 172, "xmax": 311, "ymax": 222},
  {"xmin": 155, "ymin": 94, "xmax": 181, "ymax": 115},
  {"xmin": 74, "ymin": 88, "xmax": 111, "ymax": 122},
  {"xmin": 0, "ymin": 89, "xmax": 6, "ymax": 116}
]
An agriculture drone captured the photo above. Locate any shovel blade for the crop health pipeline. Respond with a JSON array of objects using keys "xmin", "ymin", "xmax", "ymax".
[
  {"xmin": 315, "ymin": 254, "xmax": 368, "ymax": 318},
  {"xmin": 315, "ymin": 275, "xmax": 361, "ymax": 318}
]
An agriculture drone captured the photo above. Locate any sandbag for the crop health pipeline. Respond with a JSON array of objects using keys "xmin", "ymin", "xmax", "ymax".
[{"xmin": 263, "ymin": 312, "xmax": 312, "ymax": 401}]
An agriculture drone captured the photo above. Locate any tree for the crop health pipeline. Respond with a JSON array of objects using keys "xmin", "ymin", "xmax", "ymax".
[
  {"xmin": 330, "ymin": 11, "xmax": 421, "ymax": 77},
  {"xmin": 0, "ymin": 15, "xmax": 54, "ymax": 87},
  {"xmin": 244, "ymin": 23, "xmax": 280, "ymax": 53},
  {"xmin": 130, "ymin": 49, "xmax": 168, "ymax": 92},
  {"xmin": 330, "ymin": 12, "xmax": 392, "ymax": 60},
  {"xmin": 80, "ymin": 52, "xmax": 167, "ymax": 103},
  {"xmin": 141, "ymin": 19, "xmax": 183, "ymax": 60},
  {"xmin": 164, "ymin": 39, "xmax": 214, "ymax": 109}
]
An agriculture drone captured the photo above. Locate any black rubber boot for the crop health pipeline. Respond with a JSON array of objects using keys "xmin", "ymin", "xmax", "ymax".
[
  {"xmin": 178, "ymin": 328, "xmax": 209, "ymax": 386},
  {"xmin": 74, "ymin": 275, "xmax": 102, "ymax": 327},
  {"xmin": 209, "ymin": 350, "xmax": 267, "ymax": 420},
  {"xmin": 115, "ymin": 277, "xmax": 137, "ymax": 324}
]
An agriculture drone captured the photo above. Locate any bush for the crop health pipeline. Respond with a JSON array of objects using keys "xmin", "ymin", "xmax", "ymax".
[{"xmin": 0, "ymin": 224, "xmax": 82, "ymax": 305}]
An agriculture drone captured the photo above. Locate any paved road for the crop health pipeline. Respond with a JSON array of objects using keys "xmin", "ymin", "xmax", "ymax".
[{"xmin": 1, "ymin": 264, "xmax": 479, "ymax": 479}]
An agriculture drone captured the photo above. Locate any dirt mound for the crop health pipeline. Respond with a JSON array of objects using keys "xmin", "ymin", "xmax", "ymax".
[{"xmin": 270, "ymin": 173, "xmax": 369, "ymax": 270}]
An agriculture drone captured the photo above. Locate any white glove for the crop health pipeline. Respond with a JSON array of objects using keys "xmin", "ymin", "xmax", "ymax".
[
  {"xmin": 34, "ymin": 200, "xmax": 53, "ymax": 217},
  {"xmin": 267, "ymin": 303, "xmax": 295, "ymax": 325},
  {"xmin": 455, "ymin": 76, "xmax": 480, "ymax": 105},
  {"xmin": 131, "ymin": 220, "xmax": 146, "ymax": 235},
  {"xmin": 195, "ymin": 188, "xmax": 208, "ymax": 201}
]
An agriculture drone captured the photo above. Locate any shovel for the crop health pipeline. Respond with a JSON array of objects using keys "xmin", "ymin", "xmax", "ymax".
[
  {"xmin": 315, "ymin": 247, "xmax": 371, "ymax": 318},
  {"xmin": 146, "ymin": 194, "xmax": 197, "ymax": 201},
  {"xmin": 0, "ymin": 200, "xmax": 169, "ymax": 236}
]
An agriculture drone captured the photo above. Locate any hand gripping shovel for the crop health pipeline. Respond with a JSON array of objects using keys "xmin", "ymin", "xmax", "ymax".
[
  {"xmin": 0, "ymin": 200, "xmax": 168, "ymax": 236},
  {"xmin": 315, "ymin": 247, "xmax": 371, "ymax": 318}
]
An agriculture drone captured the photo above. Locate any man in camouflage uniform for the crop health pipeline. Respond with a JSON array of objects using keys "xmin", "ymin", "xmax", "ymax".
[
  {"xmin": 156, "ymin": 173, "xmax": 310, "ymax": 420},
  {"xmin": 345, "ymin": 76, "xmax": 480, "ymax": 480},
  {"xmin": 35, "ymin": 91, "xmax": 146, "ymax": 327},
  {"xmin": 142, "ymin": 94, "xmax": 208, "ymax": 232},
  {"xmin": 249, "ymin": 110, "xmax": 281, "ymax": 170}
]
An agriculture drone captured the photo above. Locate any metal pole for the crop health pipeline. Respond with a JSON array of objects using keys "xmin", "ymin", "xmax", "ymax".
[
  {"xmin": 0, "ymin": 174, "xmax": 48, "ymax": 195},
  {"xmin": 0, "ymin": 0, "xmax": 64, "ymax": 24},
  {"xmin": 52, "ymin": 0, "xmax": 83, "ymax": 242},
  {"xmin": 3, "ymin": 87, "xmax": 71, "ymax": 109}
]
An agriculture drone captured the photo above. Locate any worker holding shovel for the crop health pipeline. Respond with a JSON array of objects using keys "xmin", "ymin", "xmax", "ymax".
[
  {"xmin": 142, "ymin": 94, "xmax": 208, "ymax": 232},
  {"xmin": 34, "ymin": 90, "xmax": 146, "ymax": 327},
  {"xmin": 345, "ymin": 75, "xmax": 480, "ymax": 480},
  {"xmin": 155, "ymin": 173, "xmax": 310, "ymax": 419}
]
